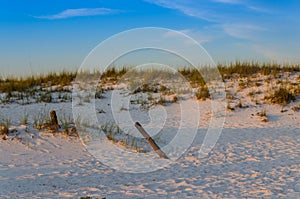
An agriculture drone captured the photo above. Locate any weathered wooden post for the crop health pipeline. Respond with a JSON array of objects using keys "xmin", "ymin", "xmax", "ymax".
[
  {"xmin": 50, "ymin": 110, "xmax": 59, "ymax": 131},
  {"xmin": 134, "ymin": 122, "xmax": 168, "ymax": 159}
]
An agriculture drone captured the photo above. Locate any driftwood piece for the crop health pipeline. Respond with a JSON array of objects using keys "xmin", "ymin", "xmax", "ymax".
[{"xmin": 134, "ymin": 122, "xmax": 168, "ymax": 159}]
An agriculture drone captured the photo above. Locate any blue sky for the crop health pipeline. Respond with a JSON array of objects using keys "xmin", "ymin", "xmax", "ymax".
[{"xmin": 0, "ymin": 0, "xmax": 299, "ymax": 75}]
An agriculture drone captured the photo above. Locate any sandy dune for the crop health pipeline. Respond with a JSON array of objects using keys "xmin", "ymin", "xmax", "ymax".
[
  {"xmin": 1, "ymin": 98, "xmax": 299, "ymax": 198},
  {"xmin": 1, "ymin": 70, "xmax": 300, "ymax": 198}
]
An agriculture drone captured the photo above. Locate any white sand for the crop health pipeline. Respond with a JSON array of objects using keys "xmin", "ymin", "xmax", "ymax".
[{"xmin": 1, "ymin": 74, "xmax": 299, "ymax": 198}]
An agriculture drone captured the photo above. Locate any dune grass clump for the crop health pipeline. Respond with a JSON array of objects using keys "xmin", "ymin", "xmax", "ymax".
[
  {"xmin": 227, "ymin": 102, "xmax": 234, "ymax": 111},
  {"xmin": 155, "ymin": 95, "xmax": 167, "ymax": 106},
  {"xmin": 195, "ymin": 85, "xmax": 210, "ymax": 100},
  {"xmin": 0, "ymin": 70, "xmax": 76, "ymax": 104},
  {"xmin": 291, "ymin": 103, "xmax": 300, "ymax": 112},
  {"xmin": 0, "ymin": 126, "xmax": 8, "ymax": 137},
  {"xmin": 257, "ymin": 108, "xmax": 267, "ymax": 117},
  {"xmin": 178, "ymin": 68, "xmax": 206, "ymax": 87},
  {"xmin": 0, "ymin": 71, "xmax": 76, "ymax": 93},
  {"xmin": 256, "ymin": 108, "xmax": 269, "ymax": 122},
  {"xmin": 0, "ymin": 118, "xmax": 10, "ymax": 136},
  {"xmin": 0, "ymin": 62, "xmax": 299, "ymax": 105},
  {"xmin": 235, "ymin": 99, "xmax": 243, "ymax": 108},
  {"xmin": 100, "ymin": 122, "xmax": 145, "ymax": 152},
  {"xmin": 20, "ymin": 111, "xmax": 29, "ymax": 125},
  {"xmin": 100, "ymin": 66, "xmax": 127, "ymax": 84},
  {"xmin": 100, "ymin": 122, "xmax": 122, "ymax": 141},
  {"xmin": 33, "ymin": 107, "xmax": 51, "ymax": 130},
  {"xmin": 133, "ymin": 83, "xmax": 159, "ymax": 94},
  {"xmin": 218, "ymin": 61, "xmax": 261, "ymax": 78},
  {"xmin": 265, "ymin": 87, "xmax": 296, "ymax": 105},
  {"xmin": 58, "ymin": 113, "xmax": 73, "ymax": 133},
  {"xmin": 218, "ymin": 61, "xmax": 300, "ymax": 78}
]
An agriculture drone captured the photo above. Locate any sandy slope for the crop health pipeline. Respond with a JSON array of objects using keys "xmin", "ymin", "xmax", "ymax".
[{"xmin": 0, "ymin": 97, "xmax": 299, "ymax": 198}]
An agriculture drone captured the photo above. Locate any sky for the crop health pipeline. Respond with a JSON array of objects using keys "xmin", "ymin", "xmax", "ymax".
[{"xmin": 0, "ymin": 0, "xmax": 300, "ymax": 76}]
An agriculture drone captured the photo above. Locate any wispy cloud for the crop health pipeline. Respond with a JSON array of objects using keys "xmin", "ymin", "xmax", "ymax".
[
  {"xmin": 222, "ymin": 24, "xmax": 267, "ymax": 40},
  {"xmin": 144, "ymin": 0, "xmax": 218, "ymax": 22},
  {"xmin": 162, "ymin": 27, "xmax": 224, "ymax": 47},
  {"xmin": 211, "ymin": 0, "xmax": 242, "ymax": 5},
  {"xmin": 247, "ymin": 6, "xmax": 273, "ymax": 14},
  {"xmin": 163, "ymin": 29, "xmax": 214, "ymax": 46},
  {"xmin": 180, "ymin": 29, "xmax": 220, "ymax": 44},
  {"xmin": 145, "ymin": 0, "xmax": 270, "ymax": 41},
  {"xmin": 145, "ymin": 0, "xmax": 271, "ymax": 23},
  {"xmin": 212, "ymin": 0, "xmax": 270, "ymax": 13},
  {"xmin": 35, "ymin": 8, "xmax": 120, "ymax": 20}
]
